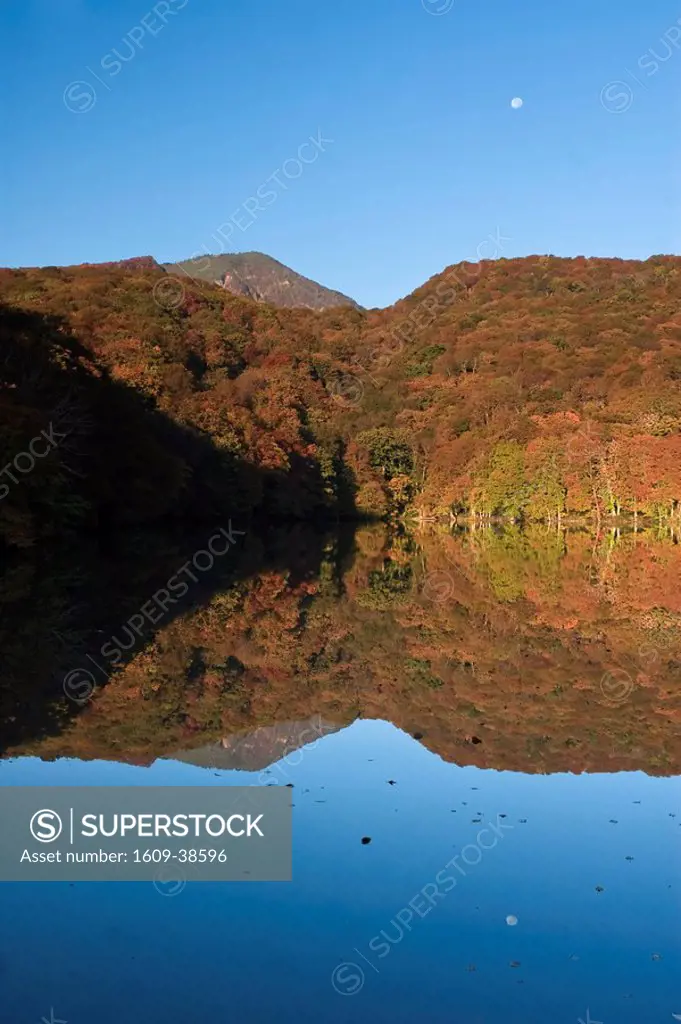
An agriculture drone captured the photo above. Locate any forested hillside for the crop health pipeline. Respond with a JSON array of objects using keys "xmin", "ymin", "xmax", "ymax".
[
  {"xmin": 1, "ymin": 253, "xmax": 680, "ymax": 548},
  {"xmin": 346, "ymin": 253, "xmax": 681, "ymax": 520}
]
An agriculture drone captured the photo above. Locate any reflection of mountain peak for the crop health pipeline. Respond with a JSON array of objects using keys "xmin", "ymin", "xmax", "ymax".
[{"xmin": 167, "ymin": 716, "xmax": 342, "ymax": 772}]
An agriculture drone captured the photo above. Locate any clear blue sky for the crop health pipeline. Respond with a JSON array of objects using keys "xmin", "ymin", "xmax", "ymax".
[{"xmin": 2, "ymin": 0, "xmax": 679, "ymax": 307}]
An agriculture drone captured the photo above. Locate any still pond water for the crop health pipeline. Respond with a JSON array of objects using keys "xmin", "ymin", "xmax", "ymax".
[{"xmin": 0, "ymin": 525, "xmax": 679, "ymax": 1022}]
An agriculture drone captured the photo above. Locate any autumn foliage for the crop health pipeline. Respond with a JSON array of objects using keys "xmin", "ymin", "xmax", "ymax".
[{"xmin": 2, "ymin": 253, "xmax": 681, "ymax": 548}]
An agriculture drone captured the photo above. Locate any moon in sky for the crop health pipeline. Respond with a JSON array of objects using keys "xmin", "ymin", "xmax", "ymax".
[
  {"xmin": 506, "ymin": 915, "xmax": 519, "ymax": 926},
  {"xmin": 511, "ymin": 97, "xmax": 524, "ymax": 109}
]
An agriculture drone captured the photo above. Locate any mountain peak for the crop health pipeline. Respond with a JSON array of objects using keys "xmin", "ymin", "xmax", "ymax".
[{"xmin": 162, "ymin": 251, "xmax": 360, "ymax": 310}]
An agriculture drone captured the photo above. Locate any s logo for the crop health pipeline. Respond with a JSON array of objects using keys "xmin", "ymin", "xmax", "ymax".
[{"xmin": 30, "ymin": 809, "xmax": 63, "ymax": 843}]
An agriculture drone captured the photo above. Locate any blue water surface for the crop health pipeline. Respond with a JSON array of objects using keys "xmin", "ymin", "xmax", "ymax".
[{"xmin": 1, "ymin": 719, "xmax": 679, "ymax": 1024}]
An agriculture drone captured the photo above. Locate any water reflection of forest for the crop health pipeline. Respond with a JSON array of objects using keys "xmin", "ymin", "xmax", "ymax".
[{"xmin": 2, "ymin": 523, "xmax": 680, "ymax": 775}]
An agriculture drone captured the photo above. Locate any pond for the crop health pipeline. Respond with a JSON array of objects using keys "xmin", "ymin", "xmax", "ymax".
[{"xmin": 1, "ymin": 524, "xmax": 679, "ymax": 1022}]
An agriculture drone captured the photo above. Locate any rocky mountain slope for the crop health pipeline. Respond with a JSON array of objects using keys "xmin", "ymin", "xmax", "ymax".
[{"xmin": 162, "ymin": 251, "xmax": 360, "ymax": 309}]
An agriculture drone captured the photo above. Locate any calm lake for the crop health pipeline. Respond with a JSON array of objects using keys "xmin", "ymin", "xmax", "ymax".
[{"xmin": 1, "ymin": 524, "xmax": 679, "ymax": 1022}]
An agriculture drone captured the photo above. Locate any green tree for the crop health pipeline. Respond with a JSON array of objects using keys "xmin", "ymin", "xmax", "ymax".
[
  {"xmin": 356, "ymin": 428, "xmax": 415, "ymax": 480},
  {"xmin": 472, "ymin": 441, "xmax": 527, "ymax": 518}
]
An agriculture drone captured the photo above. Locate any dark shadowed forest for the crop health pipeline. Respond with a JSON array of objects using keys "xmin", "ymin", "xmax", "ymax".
[{"xmin": 1, "ymin": 253, "xmax": 681, "ymax": 550}]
